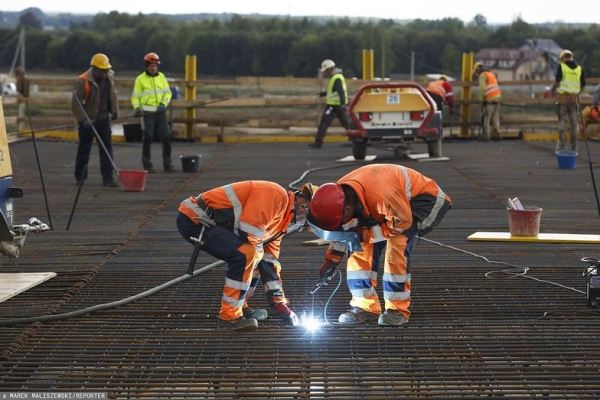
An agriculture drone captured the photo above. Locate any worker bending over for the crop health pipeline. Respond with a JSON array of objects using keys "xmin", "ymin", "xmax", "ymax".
[
  {"xmin": 177, "ymin": 181, "xmax": 318, "ymax": 331},
  {"xmin": 308, "ymin": 164, "xmax": 451, "ymax": 327}
]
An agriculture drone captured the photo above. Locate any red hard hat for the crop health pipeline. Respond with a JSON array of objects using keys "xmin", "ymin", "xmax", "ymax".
[
  {"xmin": 310, "ymin": 183, "xmax": 345, "ymax": 230},
  {"xmin": 144, "ymin": 52, "xmax": 160, "ymax": 64}
]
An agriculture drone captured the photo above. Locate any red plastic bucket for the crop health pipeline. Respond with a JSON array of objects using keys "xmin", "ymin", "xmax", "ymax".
[
  {"xmin": 118, "ymin": 169, "xmax": 147, "ymax": 192},
  {"xmin": 507, "ymin": 206, "xmax": 542, "ymax": 236}
]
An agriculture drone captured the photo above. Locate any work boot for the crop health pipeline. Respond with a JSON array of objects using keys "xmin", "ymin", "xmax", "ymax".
[
  {"xmin": 102, "ymin": 179, "xmax": 118, "ymax": 187},
  {"xmin": 308, "ymin": 142, "xmax": 323, "ymax": 149},
  {"xmin": 145, "ymin": 166, "xmax": 156, "ymax": 174},
  {"xmin": 243, "ymin": 307, "xmax": 268, "ymax": 321},
  {"xmin": 164, "ymin": 165, "xmax": 176, "ymax": 173},
  {"xmin": 337, "ymin": 307, "xmax": 379, "ymax": 325},
  {"xmin": 217, "ymin": 316, "xmax": 258, "ymax": 331},
  {"xmin": 377, "ymin": 309, "xmax": 409, "ymax": 327}
]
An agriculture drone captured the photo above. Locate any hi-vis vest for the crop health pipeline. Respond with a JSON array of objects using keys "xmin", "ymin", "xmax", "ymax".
[
  {"xmin": 482, "ymin": 71, "xmax": 501, "ymax": 100},
  {"xmin": 426, "ymin": 80, "xmax": 446, "ymax": 100},
  {"xmin": 131, "ymin": 71, "xmax": 172, "ymax": 112},
  {"xmin": 326, "ymin": 73, "xmax": 348, "ymax": 106},
  {"xmin": 557, "ymin": 63, "xmax": 582, "ymax": 94}
]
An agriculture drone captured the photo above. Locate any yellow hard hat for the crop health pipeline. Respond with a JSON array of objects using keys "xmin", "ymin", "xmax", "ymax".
[
  {"xmin": 90, "ymin": 53, "xmax": 111, "ymax": 69},
  {"xmin": 300, "ymin": 183, "xmax": 320, "ymax": 201},
  {"xmin": 473, "ymin": 62, "xmax": 483, "ymax": 71},
  {"xmin": 439, "ymin": 74, "xmax": 448, "ymax": 81},
  {"xmin": 559, "ymin": 49, "xmax": 573, "ymax": 62}
]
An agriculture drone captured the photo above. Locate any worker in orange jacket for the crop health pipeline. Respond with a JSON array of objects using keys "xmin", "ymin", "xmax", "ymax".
[
  {"xmin": 308, "ymin": 164, "xmax": 451, "ymax": 327},
  {"xmin": 177, "ymin": 181, "xmax": 317, "ymax": 331},
  {"xmin": 474, "ymin": 62, "xmax": 502, "ymax": 141},
  {"xmin": 426, "ymin": 74, "xmax": 454, "ymax": 116}
]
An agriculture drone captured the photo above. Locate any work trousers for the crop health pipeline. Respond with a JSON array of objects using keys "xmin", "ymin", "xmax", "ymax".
[
  {"xmin": 481, "ymin": 102, "xmax": 501, "ymax": 141},
  {"xmin": 141, "ymin": 112, "xmax": 172, "ymax": 169},
  {"xmin": 346, "ymin": 235, "xmax": 416, "ymax": 319},
  {"xmin": 556, "ymin": 95, "xmax": 580, "ymax": 152},
  {"xmin": 176, "ymin": 212, "xmax": 288, "ymax": 320},
  {"xmin": 313, "ymin": 105, "xmax": 351, "ymax": 144},
  {"xmin": 74, "ymin": 117, "xmax": 114, "ymax": 182}
]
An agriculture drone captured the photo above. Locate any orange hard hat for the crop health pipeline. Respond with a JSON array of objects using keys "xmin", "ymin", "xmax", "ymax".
[
  {"xmin": 144, "ymin": 52, "xmax": 161, "ymax": 64},
  {"xmin": 309, "ymin": 183, "xmax": 345, "ymax": 230}
]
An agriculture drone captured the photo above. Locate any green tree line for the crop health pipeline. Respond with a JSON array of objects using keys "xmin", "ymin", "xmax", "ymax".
[{"xmin": 1, "ymin": 11, "xmax": 600, "ymax": 78}]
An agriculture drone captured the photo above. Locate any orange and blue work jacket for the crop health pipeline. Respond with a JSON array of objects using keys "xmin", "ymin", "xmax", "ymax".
[
  {"xmin": 178, "ymin": 180, "xmax": 296, "ymax": 258},
  {"xmin": 323, "ymin": 164, "xmax": 452, "ymax": 264}
]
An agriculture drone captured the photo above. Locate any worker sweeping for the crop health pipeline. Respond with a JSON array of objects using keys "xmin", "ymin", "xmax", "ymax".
[
  {"xmin": 176, "ymin": 181, "xmax": 318, "ymax": 331},
  {"xmin": 307, "ymin": 164, "xmax": 451, "ymax": 327}
]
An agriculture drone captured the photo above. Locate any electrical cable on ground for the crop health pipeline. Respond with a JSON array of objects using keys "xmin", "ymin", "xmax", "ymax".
[{"xmin": 0, "ymin": 260, "xmax": 225, "ymax": 327}]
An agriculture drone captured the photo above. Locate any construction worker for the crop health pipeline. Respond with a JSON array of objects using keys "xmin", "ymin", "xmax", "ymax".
[
  {"xmin": 131, "ymin": 52, "xmax": 175, "ymax": 173},
  {"xmin": 426, "ymin": 74, "xmax": 454, "ymax": 116},
  {"xmin": 71, "ymin": 53, "xmax": 119, "ymax": 187},
  {"xmin": 309, "ymin": 59, "xmax": 351, "ymax": 149},
  {"xmin": 473, "ymin": 62, "xmax": 502, "ymax": 141},
  {"xmin": 177, "ymin": 181, "xmax": 318, "ymax": 331},
  {"xmin": 580, "ymin": 84, "xmax": 600, "ymax": 139},
  {"xmin": 550, "ymin": 49, "xmax": 586, "ymax": 152},
  {"xmin": 308, "ymin": 164, "xmax": 451, "ymax": 326}
]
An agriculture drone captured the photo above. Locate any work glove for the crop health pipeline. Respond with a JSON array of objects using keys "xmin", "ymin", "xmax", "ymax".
[
  {"xmin": 134, "ymin": 108, "xmax": 143, "ymax": 118},
  {"xmin": 319, "ymin": 260, "xmax": 339, "ymax": 283},
  {"xmin": 339, "ymin": 105, "xmax": 348, "ymax": 113},
  {"xmin": 111, "ymin": 112, "xmax": 118, "ymax": 121},
  {"xmin": 318, "ymin": 90, "xmax": 326, "ymax": 98},
  {"xmin": 157, "ymin": 104, "xmax": 166, "ymax": 113},
  {"xmin": 274, "ymin": 304, "xmax": 299, "ymax": 326},
  {"xmin": 82, "ymin": 120, "xmax": 93, "ymax": 130}
]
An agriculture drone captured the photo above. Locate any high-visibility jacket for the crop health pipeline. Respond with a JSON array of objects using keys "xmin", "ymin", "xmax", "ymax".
[
  {"xmin": 131, "ymin": 70, "xmax": 172, "ymax": 112},
  {"xmin": 178, "ymin": 180, "xmax": 295, "ymax": 256},
  {"xmin": 323, "ymin": 164, "xmax": 452, "ymax": 263},
  {"xmin": 479, "ymin": 71, "xmax": 501, "ymax": 102},
  {"xmin": 326, "ymin": 72, "xmax": 348, "ymax": 106},
  {"xmin": 427, "ymin": 80, "xmax": 447, "ymax": 100},
  {"xmin": 557, "ymin": 63, "xmax": 582, "ymax": 94}
]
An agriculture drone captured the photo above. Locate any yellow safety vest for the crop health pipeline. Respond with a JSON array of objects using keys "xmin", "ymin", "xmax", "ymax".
[
  {"xmin": 326, "ymin": 73, "xmax": 348, "ymax": 106},
  {"xmin": 557, "ymin": 63, "xmax": 582, "ymax": 94}
]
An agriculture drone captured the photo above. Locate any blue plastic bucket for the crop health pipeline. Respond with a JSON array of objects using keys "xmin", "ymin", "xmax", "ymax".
[{"xmin": 556, "ymin": 150, "xmax": 577, "ymax": 169}]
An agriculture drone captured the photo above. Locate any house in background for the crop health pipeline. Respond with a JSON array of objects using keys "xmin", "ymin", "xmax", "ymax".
[{"xmin": 474, "ymin": 39, "xmax": 563, "ymax": 81}]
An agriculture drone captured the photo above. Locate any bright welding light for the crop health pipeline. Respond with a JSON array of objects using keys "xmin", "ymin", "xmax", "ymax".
[{"xmin": 300, "ymin": 311, "xmax": 322, "ymax": 332}]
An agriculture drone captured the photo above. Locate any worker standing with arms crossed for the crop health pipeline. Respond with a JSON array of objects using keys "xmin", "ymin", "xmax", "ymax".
[
  {"xmin": 131, "ymin": 52, "xmax": 176, "ymax": 173},
  {"xmin": 473, "ymin": 62, "xmax": 502, "ymax": 142},
  {"xmin": 308, "ymin": 164, "xmax": 451, "ymax": 327},
  {"xmin": 177, "ymin": 182, "xmax": 318, "ymax": 331},
  {"xmin": 309, "ymin": 59, "xmax": 351, "ymax": 149}
]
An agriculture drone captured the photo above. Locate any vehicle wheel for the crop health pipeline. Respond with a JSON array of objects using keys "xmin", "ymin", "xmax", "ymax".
[
  {"xmin": 352, "ymin": 140, "xmax": 367, "ymax": 160},
  {"xmin": 394, "ymin": 145, "xmax": 410, "ymax": 159},
  {"xmin": 427, "ymin": 139, "xmax": 442, "ymax": 158}
]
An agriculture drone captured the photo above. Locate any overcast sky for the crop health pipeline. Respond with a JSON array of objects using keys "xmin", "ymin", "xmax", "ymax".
[{"xmin": 2, "ymin": 1, "xmax": 596, "ymax": 25}]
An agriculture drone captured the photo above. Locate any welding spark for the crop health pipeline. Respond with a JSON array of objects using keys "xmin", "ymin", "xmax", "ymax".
[{"xmin": 300, "ymin": 311, "xmax": 322, "ymax": 332}]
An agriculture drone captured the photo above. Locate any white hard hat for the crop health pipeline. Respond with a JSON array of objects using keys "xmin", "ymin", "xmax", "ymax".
[{"xmin": 321, "ymin": 59, "xmax": 335, "ymax": 72}]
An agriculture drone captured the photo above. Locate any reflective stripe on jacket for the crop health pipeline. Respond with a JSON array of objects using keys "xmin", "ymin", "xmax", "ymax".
[
  {"xmin": 326, "ymin": 72, "xmax": 348, "ymax": 106},
  {"xmin": 323, "ymin": 164, "xmax": 451, "ymax": 262},
  {"xmin": 130, "ymin": 71, "xmax": 172, "ymax": 112},
  {"xmin": 178, "ymin": 181, "xmax": 295, "ymax": 256},
  {"xmin": 480, "ymin": 71, "xmax": 501, "ymax": 101},
  {"xmin": 557, "ymin": 63, "xmax": 582, "ymax": 94}
]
